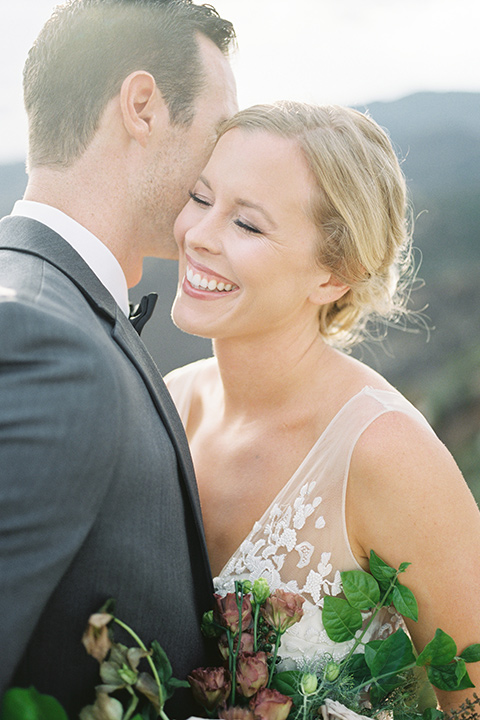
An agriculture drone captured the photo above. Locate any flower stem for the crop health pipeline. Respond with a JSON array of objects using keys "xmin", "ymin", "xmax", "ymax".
[
  {"xmin": 253, "ymin": 603, "xmax": 260, "ymax": 653},
  {"xmin": 113, "ymin": 617, "xmax": 165, "ymax": 717},
  {"xmin": 353, "ymin": 660, "xmax": 417, "ymax": 694},
  {"xmin": 123, "ymin": 691, "xmax": 139, "ymax": 720},
  {"xmin": 268, "ymin": 632, "xmax": 282, "ymax": 687}
]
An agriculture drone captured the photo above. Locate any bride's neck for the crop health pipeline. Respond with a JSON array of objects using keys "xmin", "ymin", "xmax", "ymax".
[{"xmin": 212, "ymin": 328, "xmax": 333, "ymax": 417}]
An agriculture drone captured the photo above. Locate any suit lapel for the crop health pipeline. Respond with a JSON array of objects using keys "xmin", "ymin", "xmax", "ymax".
[{"xmin": 0, "ymin": 215, "xmax": 212, "ymax": 586}]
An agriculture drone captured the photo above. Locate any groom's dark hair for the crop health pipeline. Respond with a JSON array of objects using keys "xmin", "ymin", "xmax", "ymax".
[{"xmin": 23, "ymin": 0, "xmax": 235, "ymax": 168}]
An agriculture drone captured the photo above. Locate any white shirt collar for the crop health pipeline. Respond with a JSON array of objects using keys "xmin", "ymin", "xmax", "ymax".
[{"xmin": 11, "ymin": 200, "xmax": 130, "ymax": 316}]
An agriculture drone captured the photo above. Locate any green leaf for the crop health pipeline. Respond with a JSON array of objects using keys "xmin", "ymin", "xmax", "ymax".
[
  {"xmin": 166, "ymin": 678, "xmax": 190, "ymax": 690},
  {"xmin": 341, "ymin": 653, "xmax": 371, "ymax": 685},
  {"xmin": 0, "ymin": 687, "xmax": 69, "ymax": 720},
  {"xmin": 365, "ymin": 628, "xmax": 416, "ymax": 678},
  {"xmin": 271, "ymin": 670, "xmax": 302, "ymax": 697},
  {"xmin": 322, "ymin": 596, "xmax": 363, "ymax": 642},
  {"xmin": 341, "ymin": 570, "xmax": 380, "ymax": 610},
  {"xmin": 398, "ymin": 562, "xmax": 411, "ymax": 573},
  {"xmin": 369, "ymin": 550, "xmax": 397, "ymax": 591},
  {"xmin": 271, "ymin": 671, "xmax": 302, "ymax": 707},
  {"xmin": 364, "ymin": 629, "xmax": 417, "ymax": 705},
  {"xmin": 460, "ymin": 643, "xmax": 480, "ymax": 663},
  {"xmin": 151, "ymin": 640, "xmax": 173, "ymax": 684},
  {"xmin": 392, "ymin": 583, "xmax": 418, "ymax": 622},
  {"xmin": 416, "ymin": 629, "xmax": 457, "ymax": 667},
  {"xmin": 427, "ymin": 660, "xmax": 474, "ymax": 691},
  {"xmin": 422, "ymin": 709, "xmax": 445, "ymax": 720}
]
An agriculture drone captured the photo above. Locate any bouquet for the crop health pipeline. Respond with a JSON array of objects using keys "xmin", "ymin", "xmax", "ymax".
[
  {"xmin": 187, "ymin": 551, "xmax": 480, "ymax": 720},
  {"xmin": 1, "ymin": 552, "xmax": 479, "ymax": 720}
]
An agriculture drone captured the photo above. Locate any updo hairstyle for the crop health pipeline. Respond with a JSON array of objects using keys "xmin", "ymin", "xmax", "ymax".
[{"xmin": 218, "ymin": 102, "xmax": 413, "ymax": 348}]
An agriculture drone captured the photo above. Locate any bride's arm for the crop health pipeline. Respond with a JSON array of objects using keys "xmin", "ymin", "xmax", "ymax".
[{"xmin": 346, "ymin": 410, "xmax": 480, "ymax": 713}]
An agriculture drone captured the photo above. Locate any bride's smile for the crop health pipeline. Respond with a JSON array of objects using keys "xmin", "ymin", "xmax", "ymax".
[{"xmin": 183, "ymin": 255, "xmax": 239, "ymax": 296}]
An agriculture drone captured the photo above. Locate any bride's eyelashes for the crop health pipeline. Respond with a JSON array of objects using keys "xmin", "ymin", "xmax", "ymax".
[
  {"xmin": 234, "ymin": 219, "xmax": 262, "ymax": 235},
  {"xmin": 188, "ymin": 191, "xmax": 263, "ymax": 235},
  {"xmin": 188, "ymin": 190, "xmax": 211, "ymax": 207}
]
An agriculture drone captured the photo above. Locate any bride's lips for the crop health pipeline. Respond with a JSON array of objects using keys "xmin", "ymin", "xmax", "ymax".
[{"xmin": 182, "ymin": 255, "xmax": 239, "ymax": 300}]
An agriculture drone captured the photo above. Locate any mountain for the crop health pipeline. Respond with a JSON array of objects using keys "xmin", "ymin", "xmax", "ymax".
[{"xmin": 1, "ymin": 91, "xmax": 479, "ymax": 495}]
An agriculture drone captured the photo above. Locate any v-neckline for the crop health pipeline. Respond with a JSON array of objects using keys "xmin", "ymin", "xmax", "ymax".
[{"xmin": 216, "ymin": 385, "xmax": 373, "ymax": 577}]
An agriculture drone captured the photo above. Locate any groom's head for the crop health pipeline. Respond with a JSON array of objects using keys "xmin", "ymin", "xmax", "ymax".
[
  {"xmin": 24, "ymin": 0, "xmax": 236, "ymax": 169},
  {"xmin": 22, "ymin": 0, "xmax": 237, "ymax": 265}
]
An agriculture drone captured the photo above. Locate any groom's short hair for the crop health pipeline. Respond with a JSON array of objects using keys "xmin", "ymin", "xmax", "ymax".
[{"xmin": 23, "ymin": 0, "xmax": 235, "ymax": 168}]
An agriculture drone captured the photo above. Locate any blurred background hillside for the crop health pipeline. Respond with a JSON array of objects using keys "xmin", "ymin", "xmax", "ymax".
[{"xmin": 1, "ymin": 90, "xmax": 479, "ymax": 498}]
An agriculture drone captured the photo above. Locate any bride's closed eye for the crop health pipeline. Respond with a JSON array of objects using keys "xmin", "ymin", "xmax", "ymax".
[
  {"xmin": 234, "ymin": 219, "xmax": 262, "ymax": 235},
  {"xmin": 189, "ymin": 190, "xmax": 263, "ymax": 235},
  {"xmin": 188, "ymin": 191, "xmax": 211, "ymax": 207}
]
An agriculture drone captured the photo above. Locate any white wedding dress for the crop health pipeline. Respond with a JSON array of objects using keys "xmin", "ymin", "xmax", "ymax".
[{"xmin": 167, "ymin": 357, "xmax": 434, "ymax": 669}]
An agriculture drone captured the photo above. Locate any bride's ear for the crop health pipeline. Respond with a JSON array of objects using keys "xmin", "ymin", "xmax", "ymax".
[{"xmin": 308, "ymin": 271, "xmax": 350, "ymax": 306}]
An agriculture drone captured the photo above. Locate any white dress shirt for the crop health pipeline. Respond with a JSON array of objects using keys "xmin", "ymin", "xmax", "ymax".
[{"xmin": 10, "ymin": 200, "xmax": 130, "ymax": 316}]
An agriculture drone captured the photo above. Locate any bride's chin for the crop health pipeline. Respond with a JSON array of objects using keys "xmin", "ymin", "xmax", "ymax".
[{"xmin": 171, "ymin": 302, "xmax": 216, "ymax": 340}]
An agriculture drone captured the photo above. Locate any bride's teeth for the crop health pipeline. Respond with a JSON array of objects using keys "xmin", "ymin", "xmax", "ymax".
[{"xmin": 186, "ymin": 265, "xmax": 235, "ymax": 293}]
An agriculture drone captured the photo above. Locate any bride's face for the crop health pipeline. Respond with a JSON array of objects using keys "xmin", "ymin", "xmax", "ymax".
[{"xmin": 172, "ymin": 128, "xmax": 336, "ymax": 341}]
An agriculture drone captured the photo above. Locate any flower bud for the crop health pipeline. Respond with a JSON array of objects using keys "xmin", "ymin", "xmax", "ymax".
[
  {"xmin": 252, "ymin": 578, "xmax": 270, "ymax": 605},
  {"xmin": 81, "ymin": 613, "xmax": 113, "ymax": 662},
  {"xmin": 300, "ymin": 672, "xmax": 318, "ymax": 695},
  {"xmin": 117, "ymin": 664, "xmax": 137, "ymax": 686},
  {"xmin": 261, "ymin": 590, "xmax": 305, "ymax": 633},
  {"xmin": 201, "ymin": 610, "xmax": 219, "ymax": 638},
  {"xmin": 324, "ymin": 661, "xmax": 340, "ymax": 682}
]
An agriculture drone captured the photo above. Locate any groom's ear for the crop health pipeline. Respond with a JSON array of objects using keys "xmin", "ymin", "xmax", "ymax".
[
  {"xmin": 119, "ymin": 71, "xmax": 169, "ymax": 147},
  {"xmin": 308, "ymin": 270, "xmax": 350, "ymax": 306}
]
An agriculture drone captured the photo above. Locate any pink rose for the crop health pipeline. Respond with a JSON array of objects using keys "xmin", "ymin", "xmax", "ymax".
[
  {"xmin": 250, "ymin": 687, "xmax": 293, "ymax": 720},
  {"xmin": 188, "ymin": 666, "xmax": 231, "ymax": 711},
  {"xmin": 236, "ymin": 652, "xmax": 269, "ymax": 698},
  {"xmin": 261, "ymin": 590, "xmax": 305, "ymax": 633},
  {"xmin": 214, "ymin": 592, "xmax": 253, "ymax": 635}
]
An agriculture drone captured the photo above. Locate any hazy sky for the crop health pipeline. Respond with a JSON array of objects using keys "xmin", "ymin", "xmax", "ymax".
[{"xmin": 1, "ymin": 0, "xmax": 479, "ymax": 164}]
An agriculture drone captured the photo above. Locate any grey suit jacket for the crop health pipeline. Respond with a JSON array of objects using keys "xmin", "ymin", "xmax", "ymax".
[{"xmin": 0, "ymin": 216, "xmax": 213, "ymax": 718}]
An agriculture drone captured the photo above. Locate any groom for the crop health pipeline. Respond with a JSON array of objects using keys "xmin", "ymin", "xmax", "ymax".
[{"xmin": 0, "ymin": 0, "xmax": 237, "ymax": 716}]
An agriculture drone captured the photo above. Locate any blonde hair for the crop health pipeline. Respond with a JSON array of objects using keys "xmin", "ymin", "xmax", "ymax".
[{"xmin": 219, "ymin": 102, "xmax": 413, "ymax": 348}]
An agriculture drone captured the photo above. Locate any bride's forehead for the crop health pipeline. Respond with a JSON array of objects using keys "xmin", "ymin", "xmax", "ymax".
[{"xmin": 210, "ymin": 130, "xmax": 314, "ymax": 187}]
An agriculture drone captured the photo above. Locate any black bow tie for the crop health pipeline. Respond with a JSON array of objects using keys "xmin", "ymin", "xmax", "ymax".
[{"xmin": 128, "ymin": 292, "xmax": 158, "ymax": 335}]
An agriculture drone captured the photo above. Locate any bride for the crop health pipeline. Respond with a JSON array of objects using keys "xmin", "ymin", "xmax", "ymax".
[{"xmin": 165, "ymin": 102, "xmax": 480, "ymax": 712}]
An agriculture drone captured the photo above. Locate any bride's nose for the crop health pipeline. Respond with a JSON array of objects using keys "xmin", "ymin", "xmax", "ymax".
[{"xmin": 184, "ymin": 216, "xmax": 222, "ymax": 255}]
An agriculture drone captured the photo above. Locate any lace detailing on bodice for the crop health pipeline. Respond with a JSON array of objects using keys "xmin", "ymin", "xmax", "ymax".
[{"xmin": 166, "ymin": 357, "xmax": 433, "ymax": 666}]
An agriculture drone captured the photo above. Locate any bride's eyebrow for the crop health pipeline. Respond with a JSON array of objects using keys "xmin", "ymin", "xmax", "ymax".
[{"xmin": 197, "ymin": 175, "xmax": 211, "ymax": 189}]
